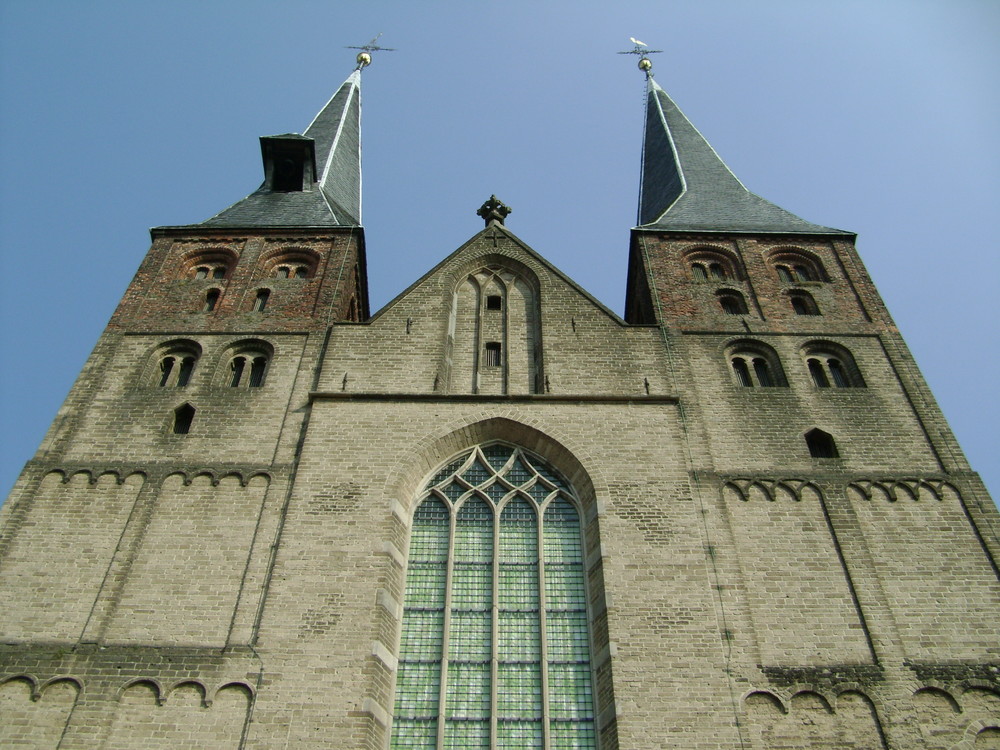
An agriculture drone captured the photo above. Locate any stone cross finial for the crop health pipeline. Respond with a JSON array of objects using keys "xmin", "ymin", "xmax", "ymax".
[{"xmin": 477, "ymin": 195, "xmax": 512, "ymax": 226}]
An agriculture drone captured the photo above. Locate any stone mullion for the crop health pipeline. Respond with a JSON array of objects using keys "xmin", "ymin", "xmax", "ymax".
[
  {"xmin": 435, "ymin": 506, "xmax": 457, "ymax": 750},
  {"xmin": 490, "ymin": 499, "xmax": 500, "ymax": 749},
  {"xmin": 537, "ymin": 498, "xmax": 552, "ymax": 750}
]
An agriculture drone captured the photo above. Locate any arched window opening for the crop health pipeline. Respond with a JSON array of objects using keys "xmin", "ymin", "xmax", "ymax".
[
  {"xmin": 229, "ymin": 357, "xmax": 246, "ymax": 387},
  {"xmin": 248, "ymin": 357, "xmax": 267, "ymax": 387},
  {"xmin": 194, "ymin": 266, "xmax": 209, "ymax": 280},
  {"xmin": 802, "ymin": 342, "xmax": 865, "ymax": 388},
  {"xmin": 717, "ymin": 291, "xmax": 748, "ymax": 315},
  {"xmin": 275, "ymin": 266, "xmax": 290, "ymax": 279},
  {"xmin": 185, "ymin": 253, "xmax": 232, "ymax": 281},
  {"xmin": 152, "ymin": 342, "xmax": 200, "ymax": 388},
  {"xmin": 807, "ymin": 359, "xmax": 830, "ymax": 388},
  {"xmin": 172, "ymin": 404, "xmax": 195, "ymax": 435},
  {"xmin": 770, "ymin": 250, "xmax": 825, "ymax": 284},
  {"xmin": 806, "ymin": 429, "xmax": 839, "ymax": 458},
  {"xmin": 204, "ymin": 289, "xmax": 220, "ymax": 312},
  {"xmin": 752, "ymin": 358, "xmax": 773, "ymax": 387},
  {"xmin": 390, "ymin": 444, "xmax": 597, "ymax": 750},
  {"xmin": 158, "ymin": 357, "xmax": 175, "ymax": 387},
  {"xmin": 684, "ymin": 248, "xmax": 740, "ymax": 283},
  {"xmin": 727, "ymin": 340, "xmax": 787, "ymax": 388},
  {"xmin": 176, "ymin": 357, "xmax": 195, "ymax": 387},
  {"xmin": 709, "ymin": 262, "xmax": 726, "ymax": 280},
  {"xmin": 790, "ymin": 292, "xmax": 819, "ymax": 316},
  {"xmin": 692, "ymin": 263, "xmax": 708, "ymax": 281},
  {"xmin": 262, "ymin": 251, "xmax": 317, "ymax": 282},
  {"xmin": 484, "ymin": 342, "xmax": 502, "ymax": 367},
  {"xmin": 732, "ymin": 358, "xmax": 753, "ymax": 387},
  {"xmin": 294, "ymin": 266, "xmax": 308, "ymax": 279},
  {"xmin": 253, "ymin": 289, "xmax": 270, "ymax": 312},
  {"xmin": 212, "ymin": 267, "xmax": 225, "ymax": 279}
]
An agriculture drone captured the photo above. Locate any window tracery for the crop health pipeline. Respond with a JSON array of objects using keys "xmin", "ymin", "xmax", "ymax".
[{"xmin": 390, "ymin": 444, "xmax": 596, "ymax": 750}]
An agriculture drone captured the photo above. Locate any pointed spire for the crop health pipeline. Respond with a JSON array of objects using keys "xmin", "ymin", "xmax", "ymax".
[
  {"xmin": 201, "ymin": 70, "xmax": 362, "ymax": 227},
  {"xmin": 638, "ymin": 76, "xmax": 847, "ymax": 234}
]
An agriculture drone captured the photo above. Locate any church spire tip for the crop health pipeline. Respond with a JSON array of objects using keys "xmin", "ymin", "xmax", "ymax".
[{"xmin": 346, "ymin": 33, "xmax": 396, "ymax": 70}]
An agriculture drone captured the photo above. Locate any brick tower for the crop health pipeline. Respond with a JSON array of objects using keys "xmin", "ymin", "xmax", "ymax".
[{"xmin": 1, "ymin": 56, "xmax": 997, "ymax": 749}]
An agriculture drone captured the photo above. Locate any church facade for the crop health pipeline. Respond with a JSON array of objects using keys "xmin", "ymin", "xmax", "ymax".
[{"xmin": 1, "ymin": 60, "xmax": 998, "ymax": 749}]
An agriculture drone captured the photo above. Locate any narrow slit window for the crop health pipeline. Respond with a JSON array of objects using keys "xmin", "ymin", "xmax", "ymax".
[
  {"xmin": 777, "ymin": 265, "xmax": 793, "ymax": 283},
  {"xmin": 294, "ymin": 266, "xmax": 308, "ymax": 279},
  {"xmin": 194, "ymin": 267, "xmax": 209, "ymax": 280},
  {"xmin": 204, "ymin": 289, "xmax": 220, "ymax": 312},
  {"xmin": 484, "ymin": 342, "xmax": 502, "ymax": 367},
  {"xmin": 829, "ymin": 359, "xmax": 849, "ymax": 388},
  {"xmin": 230, "ymin": 357, "xmax": 246, "ymax": 387},
  {"xmin": 709, "ymin": 263, "xmax": 726, "ymax": 280},
  {"xmin": 732, "ymin": 358, "xmax": 753, "ymax": 387},
  {"xmin": 158, "ymin": 357, "xmax": 175, "ymax": 387},
  {"xmin": 211, "ymin": 267, "xmax": 226, "ymax": 280},
  {"xmin": 752, "ymin": 358, "xmax": 773, "ymax": 387},
  {"xmin": 248, "ymin": 357, "xmax": 267, "ymax": 387},
  {"xmin": 176, "ymin": 357, "xmax": 195, "ymax": 387},
  {"xmin": 808, "ymin": 359, "xmax": 830, "ymax": 388},
  {"xmin": 692, "ymin": 264, "xmax": 708, "ymax": 281},
  {"xmin": 254, "ymin": 289, "xmax": 270, "ymax": 312}
]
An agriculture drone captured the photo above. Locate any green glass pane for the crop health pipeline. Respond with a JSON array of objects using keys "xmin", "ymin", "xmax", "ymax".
[
  {"xmin": 393, "ymin": 661, "xmax": 442, "ymax": 717},
  {"xmin": 544, "ymin": 499, "xmax": 583, "ymax": 564},
  {"xmin": 404, "ymin": 565, "xmax": 447, "ymax": 608},
  {"xmin": 498, "ymin": 565, "xmax": 540, "ymax": 609},
  {"xmin": 499, "ymin": 499, "xmax": 537, "ymax": 563},
  {"xmin": 461, "ymin": 458, "xmax": 493, "ymax": 486},
  {"xmin": 448, "ymin": 610, "xmax": 491, "ymax": 660},
  {"xmin": 544, "ymin": 567, "xmax": 587, "ymax": 610},
  {"xmin": 545, "ymin": 611, "xmax": 590, "ymax": 662},
  {"xmin": 549, "ymin": 721, "xmax": 597, "ymax": 749},
  {"xmin": 454, "ymin": 499, "xmax": 493, "ymax": 562},
  {"xmin": 441, "ymin": 481, "xmax": 466, "ymax": 501},
  {"xmin": 497, "ymin": 719, "xmax": 543, "ymax": 748},
  {"xmin": 442, "ymin": 720, "xmax": 489, "ymax": 749},
  {"xmin": 529, "ymin": 482, "xmax": 554, "ymax": 503},
  {"xmin": 431, "ymin": 456, "xmax": 466, "ymax": 487},
  {"xmin": 483, "ymin": 444, "xmax": 514, "ymax": 471},
  {"xmin": 496, "ymin": 662, "xmax": 542, "ymax": 718},
  {"xmin": 445, "ymin": 662, "xmax": 491, "ymax": 719},
  {"xmin": 503, "ymin": 456, "xmax": 533, "ymax": 486},
  {"xmin": 486, "ymin": 482, "xmax": 508, "ymax": 503},
  {"xmin": 530, "ymin": 459, "xmax": 568, "ymax": 490},
  {"xmin": 399, "ymin": 610, "xmax": 444, "ymax": 659},
  {"xmin": 547, "ymin": 663, "xmax": 594, "ymax": 720},
  {"xmin": 498, "ymin": 611, "xmax": 540, "ymax": 661},
  {"xmin": 390, "ymin": 718, "xmax": 438, "ymax": 749}
]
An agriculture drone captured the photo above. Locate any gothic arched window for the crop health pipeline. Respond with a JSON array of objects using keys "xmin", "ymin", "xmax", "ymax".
[{"xmin": 391, "ymin": 444, "xmax": 596, "ymax": 750}]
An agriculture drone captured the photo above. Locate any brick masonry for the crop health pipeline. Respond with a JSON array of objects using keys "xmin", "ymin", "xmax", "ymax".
[{"xmin": 0, "ymin": 213, "xmax": 998, "ymax": 749}]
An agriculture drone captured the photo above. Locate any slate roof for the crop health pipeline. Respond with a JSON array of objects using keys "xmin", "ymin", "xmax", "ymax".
[
  {"xmin": 201, "ymin": 70, "xmax": 362, "ymax": 228},
  {"xmin": 638, "ymin": 77, "xmax": 849, "ymax": 235}
]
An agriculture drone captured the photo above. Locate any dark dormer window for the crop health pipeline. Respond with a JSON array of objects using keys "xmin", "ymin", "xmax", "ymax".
[
  {"xmin": 274, "ymin": 157, "xmax": 304, "ymax": 192},
  {"xmin": 486, "ymin": 295, "xmax": 502, "ymax": 310}
]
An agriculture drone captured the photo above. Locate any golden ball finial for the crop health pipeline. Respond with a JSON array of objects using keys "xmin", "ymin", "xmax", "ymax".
[
  {"xmin": 356, "ymin": 51, "xmax": 372, "ymax": 68},
  {"xmin": 638, "ymin": 57, "xmax": 652, "ymax": 72}
]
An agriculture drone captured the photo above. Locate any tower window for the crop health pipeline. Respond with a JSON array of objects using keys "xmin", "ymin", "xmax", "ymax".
[
  {"xmin": 692, "ymin": 263, "xmax": 708, "ymax": 281},
  {"xmin": 390, "ymin": 444, "xmax": 598, "ymax": 750},
  {"xmin": 254, "ymin": 289, "xmax": 270, "ymax": 312},
  {"xmin": 151, "ymin": 341, "xmax": 201, "ymax": 387},
  {"xmin": 802, "ymin": 342, "xmax": 865, "ymax": 388},
  {"xmin": 221, "ymin": 341, "xmax": 272, "ymax": 388},
  {"xmin": 486, "ymin": 294, "xmax": 502, "ymax": 310},
  {"xmin": 229, "ymin": 357, "xmax": 246, "ymax": 387},
  {"xmin": 770, "ymin": 250, "xmax": 826, "ymax": 284},
  {"xmin": 172, "ymin": 404, "xmax": 195, "ymax": 435},
  {"xmin": 484, "ymin": 342, "xmax": 502, "ymax": 367},
  {"xmin": 806, "ymin": 428, "xmax": 839, "ymax": 458},
  {"xmin": 204, "ymin": 289, "xmax": 220, "ymax": 312},
  {"xmin": 727, "ymin": 340, "xmax": 787, "ymax": 388},
  {"xmin": 790, "ymin": 292, "xmax": 820, "ymax": 316},
  {"xmin": 273, "ymin": 156, "xmax": 304, "ymax": 192},
  {"xmin": 717, "ymin": 290, "xmax": 748, "ymax": 315},
  {"xmin": 183, "ymin": 251, "xmax": 234, "ymax": 282}
]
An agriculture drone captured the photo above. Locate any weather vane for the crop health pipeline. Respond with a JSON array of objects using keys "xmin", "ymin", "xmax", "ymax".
[
  {"xmin": 618, "ymin": 37, "xmax": 662, "ymax": 75},
  {"xmin": 346, "ymin": 33, "xmax": 396, "ymax": 69}
]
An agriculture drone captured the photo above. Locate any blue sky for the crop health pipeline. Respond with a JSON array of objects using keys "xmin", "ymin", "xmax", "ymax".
[{"xmin": 1, "ymin": 1, "xmax": 997, "ymax": 502}]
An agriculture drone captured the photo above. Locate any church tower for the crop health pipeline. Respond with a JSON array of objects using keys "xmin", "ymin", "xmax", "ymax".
[{"xmin": 1, "ymin": 53, "xmax": 997, "ymax": 749}]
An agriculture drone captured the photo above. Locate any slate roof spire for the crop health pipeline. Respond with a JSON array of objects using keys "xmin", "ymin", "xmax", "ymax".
[
  {"xmin": 638, "ymin": 75, "xmax": 848, "ymax": 234},
  {"xmin": 201, "ymin": 69, "xmax": 363, "ymax": 227}
]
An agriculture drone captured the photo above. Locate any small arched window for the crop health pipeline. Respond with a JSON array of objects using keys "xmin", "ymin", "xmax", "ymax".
[
  {"xmin": 686, "ymin": 248, "xmax": 740, "ymax": 283},
  {"xmin": 183, "ymin": 250, "xmax": 235, "ymax": 281},
  {"xmin": 806, "ymin": 428, "xmax": 839, "ymax": 458},
  {"xmin": 151, "ymin": 341, "xmax": 201, "ymax": 388},
  {"xmin": 221, "ymin": 340, "xmax": 273, "ymax": 389},
  {"xmin": 727, "ymin": 340, "xmax": 787, "ymax": 388},
  {"xmin": 802, "ymin": 342, "xmax": 865, "ymax": 388},
  {"xmin": 253, "ymin": 289, "xmax": 270, "ymax": 312},
  {"xmin": 717, "ymin": 290, "xmax": 748, "ymax": 315},
  {"xmin": 262, "ymin": 250, "xmax": 318, "ymax": 281},
  {"xmin": 770, "ymin": 250, "xmax": 826, "ymax": 284},
  {"xmin": 790, "ymin": 291, "xmax": 820, "ymax": 316}
]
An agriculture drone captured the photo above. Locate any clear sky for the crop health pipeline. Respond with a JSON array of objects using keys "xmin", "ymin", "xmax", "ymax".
[{"xmin": 1, "ymin": 1, "xmax": 997, "ymax": 503}]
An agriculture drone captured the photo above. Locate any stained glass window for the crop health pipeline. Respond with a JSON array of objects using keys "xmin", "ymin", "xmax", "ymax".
[{"xmin": 390, "ymin": 444, "xmax": 598, "ymax": 750}]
